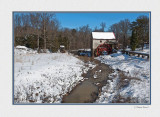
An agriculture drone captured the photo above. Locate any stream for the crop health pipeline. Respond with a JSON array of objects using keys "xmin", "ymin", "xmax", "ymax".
[{"xmin": 62, "ymin": 56, "xmax": 113, "ymax": 103}]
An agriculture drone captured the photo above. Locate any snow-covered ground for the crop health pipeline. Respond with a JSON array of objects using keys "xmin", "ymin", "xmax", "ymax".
[
  {"xmin": 14, "ymin": 47, "xmax": 92, "ymax": 103},
  {"xmin": 125, "ymin": 48, "xmax": 150, "ymax": 54},
  {"xmin": 134, "ymin": 48, "xmax": 150, "ymax": 54},
  {"xmin": 96, "ymin": 51, "xmax": 150, "ymax": 103}
]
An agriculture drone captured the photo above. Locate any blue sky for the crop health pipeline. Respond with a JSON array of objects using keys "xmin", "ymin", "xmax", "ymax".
[{"xmin": 55, "ymin": 12, "xmax": 150, "ymax": 30}]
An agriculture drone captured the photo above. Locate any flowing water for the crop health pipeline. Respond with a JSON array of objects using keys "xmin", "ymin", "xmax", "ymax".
[{"xmin": 62, "ymin": 56, "xmax": 112, "ymax": 103}]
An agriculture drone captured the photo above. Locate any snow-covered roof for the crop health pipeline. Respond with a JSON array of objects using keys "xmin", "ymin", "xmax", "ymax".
[
  {"xmin": 92, "ymin": 32, "xmax": 116, "ymax": 40},
  {"xmin": 16, "ymin": 45, "xmax": 27, "ymax": 49},
  {"xmin": 78, "ymin": 49, "xmax": 91, "ymax": 51},
  {"xmin": 60, "ymin": 45, "xmax": 65, "ymax": 48},
  {"xmin": 85, "ymin": 49, "xmax": 91, "ymax": 51}
]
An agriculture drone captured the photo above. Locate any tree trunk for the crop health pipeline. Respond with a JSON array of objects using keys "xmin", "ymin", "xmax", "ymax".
[
  {"xmin": 123, "ymin": 34, "xmax": 126, "ymax": 51},
  {"xmin": 43, "ymin": 19, "xmax": 46, "ymax": 52},
  {"xmin": 37, "ymin": 34, "xmax": 39, "ymax": 52}
]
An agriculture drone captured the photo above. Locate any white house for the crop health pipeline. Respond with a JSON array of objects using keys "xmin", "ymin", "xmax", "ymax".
[{"xmin": 92, "ymin": 32, "xmax": 117, "ymax": 55}]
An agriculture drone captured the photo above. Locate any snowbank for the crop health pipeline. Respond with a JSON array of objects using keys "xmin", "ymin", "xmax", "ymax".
[
  {"xmin": 125, "ymin": 48, "xmax": 150, "ymax": 54},
  {"xmin": 96, "ymin": 52, "xmax": 150, "ymax": 103},
  {"xmin": 97, "ymin": 52, "xmax": 150, "ymax": 79},
  {"xmin": 14, "ymin": 47, "xmax": 88, "ymax": 103},
  {"xmin": 96, "ymin": 71, "xmax": 119, "ymax": 103},
  {"xmin": 14, "ymin": 46, "xmax": 37, "ymax": 55},
  {"xmin": 16, "ymin": 45, "xmax": 27, "ymax": 50}
]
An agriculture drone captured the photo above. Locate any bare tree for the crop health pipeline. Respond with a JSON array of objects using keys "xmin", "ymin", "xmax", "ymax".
[
  {"xmin": 119, "ymin": 19, "xmax": 130, "ymax": 50},
  {"xmin": 100, "ymin": 22, "xmax": 106, "ymax": 32},
  {"xmin": 78, "ymin": 24, "xmax": 91, "ymax": 49},
  {"xmin": 30, "ymin": 13, "xmax": 41, "ymax": 51},
  {"xmin": 40, "ymin": 13, "xmax": 55, "ymax": 52},
  {"xmin": 109, "ymin": 23, "xmax": 120, "ymax": 40},
  {"xmin": 14, "ymin": 14, "xmax": 21, "ymax": 46}
]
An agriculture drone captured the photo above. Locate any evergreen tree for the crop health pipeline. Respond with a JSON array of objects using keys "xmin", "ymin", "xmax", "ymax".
[
  {"xmin": 130, "ymin": 16, "xmax": 149, "ymax": 50},
  {"xmin": 25, "ymin": 34, "xmax": 37, "ymax": 49},
  {"xmin": 130, "ymin": 30, "xmax": 138, "ymax": 51}
]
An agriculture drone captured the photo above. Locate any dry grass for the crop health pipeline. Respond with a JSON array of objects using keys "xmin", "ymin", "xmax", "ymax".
[{"xmin": 15, "ymin": 56, "xmax": 23, "ymax": 63}]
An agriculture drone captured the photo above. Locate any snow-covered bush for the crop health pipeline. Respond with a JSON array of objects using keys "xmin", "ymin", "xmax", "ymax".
[{"xmin": 14, "ymin": 52, "xmax": 88, "ymax": 103}]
